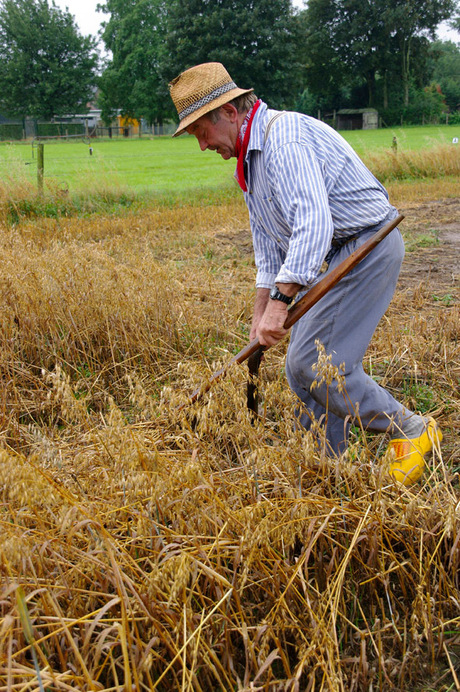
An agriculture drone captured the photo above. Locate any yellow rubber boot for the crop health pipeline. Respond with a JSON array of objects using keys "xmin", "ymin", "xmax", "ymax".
[{"xmin": 388, "ymin": 418, "xmax": 442, "ymax": 486}]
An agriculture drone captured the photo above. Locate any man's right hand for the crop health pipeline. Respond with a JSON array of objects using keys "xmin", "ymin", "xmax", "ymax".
[
  {"xmin": 250, "ymin": 283, "xmax": 300, "ymax": 344},
  {"xmin": 250, "ymin": 287, "xmax": 270, "ymax": 340},
  {"xmin": 256, "ymin": 299, "xmax": 289, "ymax": 346}
]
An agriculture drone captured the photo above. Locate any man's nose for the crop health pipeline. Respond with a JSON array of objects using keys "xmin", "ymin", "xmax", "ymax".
[{"xmin": 198, "ymin": 137, "xmax": 208, "ymax": 151}]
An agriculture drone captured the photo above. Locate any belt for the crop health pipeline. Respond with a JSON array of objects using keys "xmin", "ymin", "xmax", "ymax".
[
  {"xmin": 324, "ymin": 210, "xmax": 399, "ymax": 266},
  {"xmin": 324, "ymin": 233, "xmax": 361, "ymax": 266}
]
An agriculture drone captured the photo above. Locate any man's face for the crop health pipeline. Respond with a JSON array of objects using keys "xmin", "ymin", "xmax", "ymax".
[{"xmin": 186, "ymin": 106, "xmax": 239, "ymax": 160}]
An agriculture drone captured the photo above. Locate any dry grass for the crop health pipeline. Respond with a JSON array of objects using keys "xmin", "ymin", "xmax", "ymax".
[
  {"xmin": 0, "ymin": 182, "xmax": 459, "ymax": 691},
  {"xmin": 362, "ymin": 144, "xmax": 460, "ymax": 182}
]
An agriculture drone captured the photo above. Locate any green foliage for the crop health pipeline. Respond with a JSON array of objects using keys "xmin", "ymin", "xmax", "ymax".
[
  {"xmin": 0, "ymin": 123, "xmax": 23, "ymax": 140},
  {"xmin": 0, "ymin": 0, "xmax": 99, "ymax": 120},
  {"xmin": 96, "ymin": 0, "xmax": 458, "ymax": 126},
  {"xmin": 298, "ymin": 0, "xmax": 352, "ymax": 108},
  {"xmin": 406, "ymin": 84, "xmax": 447, "ymax": 123},
  {"xmin": 299, "ymin": 0, "xmax": 458, "ymax": 114},
  {"xmin": 36, "ymin": 123, "xmax": 85, "ymax": 137},
  {"xmin": 429, "ymin": 40, "xmax": 460, "ymax": 113},
  {"xmin": 99, "ymin": 0, "xmax": 305, "ymax": 117},
  {"xmin": 383, "ymin": 0, "xmax": 457, "ymax": 106},
  {"xmin": 164, "ymin": 0, "xmax": 303, "ymax": 110},
  {"xmin": 381, "ymin": 81, "xmax": 449, "ymax": 125},
  {"xmin": 401, "ymin": 379, "xmax": 436, "ymax": 413},
  {"xmin": 404, "ymin": 229, "xmax": 440, "ymax": 252},
  {"xmin": 433, "ymin": 293, "xmax": 455, "ymax": 305},
  {"xmin": 295, "ymin": 88, "xmax": 321, "ymax": 117},
  {"xmin": 98, "ymin": 0, "xmax": 172, "ymax": 125}
]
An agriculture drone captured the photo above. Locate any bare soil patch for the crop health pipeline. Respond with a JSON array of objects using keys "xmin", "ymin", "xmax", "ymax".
[{"xmin": 398, "ymin": 197, "xmax": 460, "ymax": 298}]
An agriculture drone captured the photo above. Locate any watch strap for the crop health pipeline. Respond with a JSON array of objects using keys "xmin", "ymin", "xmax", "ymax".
[{"xmin": 270, "ymin": 287, "xmax": 293, "ymax": 305}]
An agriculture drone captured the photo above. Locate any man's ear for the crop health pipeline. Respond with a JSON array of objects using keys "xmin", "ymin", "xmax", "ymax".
[{"xmin": 220, "ymin": 103, "xmax": 239, "ymax": 122}]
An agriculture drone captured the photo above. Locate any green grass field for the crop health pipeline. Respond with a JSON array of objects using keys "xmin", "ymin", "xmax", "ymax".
[
  {"xmin": 343, "ymin": 123, "xmax": 459, "ymax": 154},
  {"xmin": 0, "ymin": 136, "xmax": 236, "ymax": 195},
  {"xmin": 0, "ymin": 124, "xmax": 458, "ymax": 196}
]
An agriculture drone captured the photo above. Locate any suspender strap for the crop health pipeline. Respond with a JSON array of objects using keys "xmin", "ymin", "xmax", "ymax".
[{"xmin": 264, "ymin": 111, "xmax": 286, "ymax": 143}]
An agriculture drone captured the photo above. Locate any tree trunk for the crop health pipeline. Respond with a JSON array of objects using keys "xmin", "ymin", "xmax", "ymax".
[
  {"xmin": 366, "ymin": 71, "xmax": 375, "ymax": 107},
  {"xmin": 383, "ymin": 70, "xmax": 388, "ymax": 110},
  {"xmin": 401, "ymin": 36, "xmax": 411, "ymax": 107}
]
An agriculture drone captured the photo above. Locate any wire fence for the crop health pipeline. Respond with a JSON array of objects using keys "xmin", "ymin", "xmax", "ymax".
[
  {"xmin": 96, "ymin": 123, "xmax": 176, "ymax": 138},
  {"xmin": 0, "ymin": 120, "xmax": 177, "ymax": 141},
  {"xmin": 0, "ymin": 121, "xmax": 87, "ymax": 141}
]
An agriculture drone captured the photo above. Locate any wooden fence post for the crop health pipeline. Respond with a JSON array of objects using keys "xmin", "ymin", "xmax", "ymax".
[{"xmin": 37, "ymin": 143, "xmax": 44, "ymax": 193}]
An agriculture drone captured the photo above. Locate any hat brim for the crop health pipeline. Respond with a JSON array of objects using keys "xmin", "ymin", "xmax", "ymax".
[{"xmin": 172, "ymin": 86, "xmax": 254, "ymax": 137}]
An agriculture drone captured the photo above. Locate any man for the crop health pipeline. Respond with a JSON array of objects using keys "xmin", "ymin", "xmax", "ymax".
[{"xmin": 169, "ymin": 62, "xmax": 442, "ymax": 485}]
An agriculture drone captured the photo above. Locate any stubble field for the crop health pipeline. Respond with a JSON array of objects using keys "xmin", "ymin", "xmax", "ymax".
[{"xmin": 0, "ymin": 150, "xmax": 459, "ymax": 689}]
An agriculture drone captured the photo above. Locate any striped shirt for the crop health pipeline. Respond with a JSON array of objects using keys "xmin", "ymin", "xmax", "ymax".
[{"xmin": 242, "ymin": 101, "xmax": 394, "ymax": 288}]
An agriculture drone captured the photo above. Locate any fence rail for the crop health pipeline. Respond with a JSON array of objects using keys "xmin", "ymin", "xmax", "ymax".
[{"xmin": 0, "ymin": 120, "xmax": 177, "ymax": 141}]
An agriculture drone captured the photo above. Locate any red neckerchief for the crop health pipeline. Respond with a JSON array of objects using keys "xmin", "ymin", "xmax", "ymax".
[{"xmin": 234, "ymin": 99, "xmax": 261, "ymax": 192}]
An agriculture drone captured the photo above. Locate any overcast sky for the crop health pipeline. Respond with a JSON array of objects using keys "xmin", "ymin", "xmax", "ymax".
[
  {"xmin": 54, "ymin": 0, "xmax": 107, "ymax": 39},
  {"xmin": 54, "ymin": 0, "xmax": 459, "ymax": 47}
]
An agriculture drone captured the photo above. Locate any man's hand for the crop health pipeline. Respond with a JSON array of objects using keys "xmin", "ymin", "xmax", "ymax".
[
  {"xmin": 256, "ymin": 299, "xmax": 289, "ymax": 346},
  {"xmin": 250, "ymin": 283, "xmax": 301, "ymax": 345},
  {"xmin": 250, "ymin": 288, "xmax": 270, "ymax": 341}
]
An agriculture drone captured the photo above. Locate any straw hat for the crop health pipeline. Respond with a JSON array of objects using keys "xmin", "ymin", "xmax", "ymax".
[{"xmin": 169, "ymin": 62, "xmax": 253, "ymax": 137}]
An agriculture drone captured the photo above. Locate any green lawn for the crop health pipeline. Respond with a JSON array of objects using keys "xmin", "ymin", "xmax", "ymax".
[
  {"xmin": 0, "ymin": 124, "xmax": 458, "ymax": 196},
  {"xmin": 342, "ymin": 124, "xmax": 459, "ymax": 155},
  {"xmin": 0, "ymin": 136, "xmax": 237, "ymax": 195}
]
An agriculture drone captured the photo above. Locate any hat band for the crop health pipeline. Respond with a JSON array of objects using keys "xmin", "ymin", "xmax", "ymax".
[{"xmin": 178, "ymin": 81, "xmax": 238, "ymax": 121}]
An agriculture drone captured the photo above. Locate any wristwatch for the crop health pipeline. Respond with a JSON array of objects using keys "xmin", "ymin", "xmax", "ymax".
[{"xmin": 269, "ymin": 286, "xmax": 294, "ymax": 305}]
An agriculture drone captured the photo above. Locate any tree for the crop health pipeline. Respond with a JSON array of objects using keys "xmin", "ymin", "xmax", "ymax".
[
  {"xmin": 300, "ymin": 0, "xmax": 458, "ymax": 110},
  {"xmin": 98, "ymin": 0, "xmax": 304, "ymax": 123},
  {"xmin": 164, "ymin": 0, "xmax": 304, "ymax": 110},
  {"xmin": 451, "ymin": 14, "xmax": 460, "ymax": 30},
  {"xmin": 0, "ymin": 0, "xmax": 99, "ymax": 120},
  {"xmin": 429, "ymin": 39, "xmax": 460, "ymax": 113},
  {"xmin": 98, "ymin": 0, "xmax": 172, "ymax": 126},
  {"xmin": 382, "ymin": 0, "xmax": 458, "ymax": 106},
  {"xmin": 403, "ymin": 82, "xmax": 447, "ymax": 123},
  {"xmin": 297, "ymin": 0, "xmax": 352, "ymax": 110},
  {"xmin": 301, "ymin": 0, "xmax": 400, "ymax": 110}
]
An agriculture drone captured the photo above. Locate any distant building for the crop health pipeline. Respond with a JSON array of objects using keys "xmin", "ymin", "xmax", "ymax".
[
  {"xmin": 336, "ymin": 109, "xmax": 379, "ymax": 130},
  {"xmin": 53, "ymin": 109, "xmax": 102, "ymax": 133},
  {"xmin": 117, "ymin": 114, "xmax": 141, "ymax": 136}
]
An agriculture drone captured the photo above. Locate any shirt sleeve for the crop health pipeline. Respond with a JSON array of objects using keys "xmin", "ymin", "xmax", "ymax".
[
  {"xmin": 248, "ymin": 208, "xmax": 286, "ymax": 289},
  {"xmin": 268, "ymin": 140, "xmax": 334, "ymax": 287}
]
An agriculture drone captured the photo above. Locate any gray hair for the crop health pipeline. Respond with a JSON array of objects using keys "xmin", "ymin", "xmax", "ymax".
[{"xmin": 206, "ymin": 92, "xmax": 258, "ymax": 123}]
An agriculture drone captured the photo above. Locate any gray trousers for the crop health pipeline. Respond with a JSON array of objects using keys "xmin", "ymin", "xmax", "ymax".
[{"xmin": 285, "ymin": 222, "xmax": 414, "ymax": 455}]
